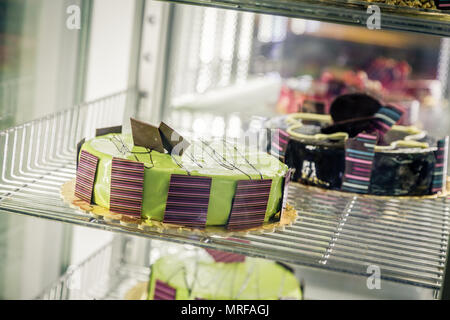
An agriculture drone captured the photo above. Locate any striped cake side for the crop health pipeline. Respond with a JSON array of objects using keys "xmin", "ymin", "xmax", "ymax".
[
  {"xmin": 270, "ymin": 129, "xmax": 290, "ymax": 162},
  {"xmin": 227, "ymin": 179, "xmax": 272, "ymax": 230},
  {"xmin": 341, "ymin": 133, "xmax": 377, "ymax": 194},
  {"xmin": 153, "ymin": 280, "xmax": 176, "ymax": 300},
  {"xmin": 163, "ymin": 174, "xmax": 212, "ymax": 228},
  {"xmin": 432, "ymin": 137, "xmax": 449, "ymax": 193},
  {"xmin": 110, "ymin": 157, "xmax": 145, "ymax": 216},
  {"xmin": 373, "ymin": 105, "xmax": 403, "ymax": 135},
  {"xmin": 75, "ymin": 150, "xmax": 99, "ymax": 203}
]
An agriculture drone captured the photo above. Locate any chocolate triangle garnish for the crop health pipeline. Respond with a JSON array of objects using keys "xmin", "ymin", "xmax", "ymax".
[
  {"xmin": 95, "ymin": 125, "xmax": 122, "ymax": 137},
  {"xmin": 76, "ymin": 138, "xmax": 86, "ymax": 169},
  {"xmin": 158, "ymin": 121, "xmax": 190, "ymax": 156},
  {"xmin": 130, "ymin": 118, "xmax": 164, "ymax": 153}
]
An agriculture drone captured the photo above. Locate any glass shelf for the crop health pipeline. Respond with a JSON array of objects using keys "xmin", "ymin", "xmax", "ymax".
[
  {"xmin": 158, "ymin": 0, "xmax": 450, "ymax": 37},
  {"xmin": 0, "ymin": 90, "xmax": 449, "ymax": 293}
]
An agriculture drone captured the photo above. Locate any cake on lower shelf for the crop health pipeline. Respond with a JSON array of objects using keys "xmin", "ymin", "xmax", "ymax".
[
  {"xmin": 266, "ymin": 93, "xmax": 448, "ymax": 197},
  {"xmin": 75, "ymin": 119, "xmax": 290, "ymax": 230},
  {"xmin": 148, "ymin": 249, "xmax": 302, "ymax": 300}
]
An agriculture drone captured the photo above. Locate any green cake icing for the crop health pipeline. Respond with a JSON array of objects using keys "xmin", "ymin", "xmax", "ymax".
[
  {"xmin": 79, "ymin": 133, "xmax": 288, "ymax": 226},
  {"xmin": 148, "ymin": 252, "xmax": 302, "ymax": 300}
]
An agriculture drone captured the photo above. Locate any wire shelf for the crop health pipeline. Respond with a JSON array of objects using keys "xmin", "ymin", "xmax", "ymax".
[
  {"xmin": 158, "ymin": 0, "xmax": 450, "ymax": 37},
  {"xmin": 36, "ymin": 241, "xmax": 151, "ymax": 300},
  {"xmin": 0, "ymin": 90, "xmax": 449, "ymax": 293}
]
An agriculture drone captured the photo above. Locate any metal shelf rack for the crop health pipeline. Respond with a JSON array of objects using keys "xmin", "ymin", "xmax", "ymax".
[
  {"xmin": 1, "ymin": 90, "xmax": 449, "ymax": 298},
  {"xmin": 158, "ymin": 0, "xmax": 450, "ymax": 37}
]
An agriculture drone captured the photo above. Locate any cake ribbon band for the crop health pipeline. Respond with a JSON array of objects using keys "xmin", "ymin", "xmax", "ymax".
[
  {"xmin": 227, "ymin": 179, "xmax": 272, "ymax": 230},
  {"xmin": 110, "ymin": 157, "xmax": 145, "ymax": 216},
  {"xmin": 75, "ymin": 150, "xmax": 99, "ymax": 204},
  {"xmin": 372, "ymin": 105, "xmax": 404, "ymax": 136},
  {"xmin": 270, "ymin": 128, "xmax": 290, "ymax": 162},
  {"xmin": 205, "ymin": 248, "xmax": 246, "ymax": 263},
  {"xmin": 163, "ymin": 174, "xmax": 212, "ymax": 228},
  {"xmin": 153, "ymin": 280, "xmax": 176, "ymax": 300},
  {"xmin": 205, "ymin": 238, "xmax": 250, "ymax": 263},
  {"xmin": 432, "ymin": 136, "xmax": 449, "ymax": 193},
  {"xmin": 341, "ymin": 133, "xmax": 378, "ymax": 194}
]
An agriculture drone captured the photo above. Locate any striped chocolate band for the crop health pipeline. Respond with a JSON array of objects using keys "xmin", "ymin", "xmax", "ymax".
[
  {"xmin": 163, "ymin": 174, "xmax": 212, "ymax": 228},
  {"xmin": 75, "ymin": 150, "xmax": 99, "ymax": 203},
  {"xmin": 341, "ymin": 133, "xmax": 377, "ymax": 194},
  {"xmin": 153, "ymin": 280, "xmax": 176, "ymax": 300},
  {"xmin": 205, "ymin": 248, "xmax": 246, "ymax": 263},
  {"xmin": 432, "ymin": 137, "xmax": 449, "ymax": 193},
  {"xmin": 227, "ymin": 179, "xmax": 272, "ymax": 230},
  {"xmin": 373, "ymin": 105, "xmax": 403, "ymax": 135},
  {"xmin": 270, "ymin": 129, "xmax": 290, "ymax": 162},
  {"xmin": 110, "ymin": 157, "xmax": 144, "ymax": 216}
]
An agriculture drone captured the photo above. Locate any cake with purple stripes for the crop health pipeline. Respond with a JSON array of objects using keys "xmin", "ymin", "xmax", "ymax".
[
  {"xmin": 75, "ymin": 119, "xmax": 289, "ymax": 229},
  {"xmin": 147, "ymin": 247, "xmax": 302, "ymax": 300},
  {"xmin": 266, "ymin": 93, "xmax": 448, "ymax": 196}
]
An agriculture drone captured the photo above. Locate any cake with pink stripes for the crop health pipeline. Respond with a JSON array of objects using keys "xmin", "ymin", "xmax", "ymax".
[
  {"xmin": 75, "ymin": 119, "xmax": 290, "ymax": 229},
  {"xmin": 266, "ymin": 93, "xmax": 448, "ymax": 196}
]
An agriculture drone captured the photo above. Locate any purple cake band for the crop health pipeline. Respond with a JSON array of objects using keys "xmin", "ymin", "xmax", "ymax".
[
  {"xmin": 110, "ymin": 158, "xmax": 144, "ymax": 216},
  {"xmin": 154, "ymin": 280, "xmax": 176, "ymax": 300},
  {"xmin": 75, "ymin": 150, "xmax": 99, "ymax": 203},
  {"xmin": 227, "ymin": 179, "xmax": 272, "ymax": 230},
  {"xmin": 341, "ymin": 133, "xmax": 377, "ymax": 194},
  {"xmin": 163, "ymin": 174, "xmax": 212, "ymax": 228}
]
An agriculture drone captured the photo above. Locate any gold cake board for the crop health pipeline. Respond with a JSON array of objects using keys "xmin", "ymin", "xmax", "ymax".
[{"xmin": 60, "ymin": 179, "xmax": 298, "ymax": 236}]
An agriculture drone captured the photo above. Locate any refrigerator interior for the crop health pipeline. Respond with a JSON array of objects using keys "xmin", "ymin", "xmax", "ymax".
[{"xmin": 1, "ymin": 0, "xmax": 450, "ymax": 300}]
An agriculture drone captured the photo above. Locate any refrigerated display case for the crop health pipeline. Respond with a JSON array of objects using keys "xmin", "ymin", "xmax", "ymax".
[{"xmin": 1, "ymin": 0, "xmax": 450, "ymax": 300}]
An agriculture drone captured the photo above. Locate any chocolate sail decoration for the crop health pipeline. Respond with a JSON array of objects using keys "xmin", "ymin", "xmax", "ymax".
[
  {"xmin": 227, "ymin": 179, "xmax": 272, "ymax": 230},
  {"xmin": 110, "ymin": 158, "xmax": 145, "ymax": 216},
  {"xmin": 76, "ymin": 138, "xmax": 86, "ymax": 169},
  {"xmin": 153, "ymin": 280, "xmax": 176, "ymax": 300},
  {"xmin": 130, "ymin": 118, "xmax": 164, "ymax": 153},
  {"xmin": 341, "ymin": 133, "xmax": 377, "ymax": 194},
  {"xmin": 431, "ymin": 137, "xmax": 449, "ymax": 193},
  {"xmin": 75, "ymin": 150, "xmax": 99, "ymax": 203},
  {"xmin": 95, "ymin": 125, "xmax": 122, "ymax": 137},
  {"xmin": 163, "ymin": 175, "xmax": 212, "ymax": 228},
  {"xmin": 158, "ymin": 121, "xmax": 190, "ymax": 156}
]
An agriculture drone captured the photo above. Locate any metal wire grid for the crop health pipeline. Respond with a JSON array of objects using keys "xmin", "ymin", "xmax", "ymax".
[
  {"xmin": 36, "ymin": 241, "xmax": 151, "ymax": 300},
  {"xmin": 0, "ymin": 90, "xmax": 449, "ymax": 293}
]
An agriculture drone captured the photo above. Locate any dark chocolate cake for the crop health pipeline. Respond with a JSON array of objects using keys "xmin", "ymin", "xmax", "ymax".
[{"xmin": 266, "ymin": 93, "xmax": 448, "ymax": 197}]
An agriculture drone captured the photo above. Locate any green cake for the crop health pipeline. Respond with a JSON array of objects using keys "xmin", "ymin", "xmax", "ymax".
[
  {"xmin": 76, "ymin": 127, "xmax": 289, "ymax": 228},
  {"xmin": 148, "ymin": 250, "xmax": 302, "ymax": 300}
]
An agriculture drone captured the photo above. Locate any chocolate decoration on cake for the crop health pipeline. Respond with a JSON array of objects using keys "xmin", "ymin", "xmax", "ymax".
[
  {"xmin": 341, "ymin": 133, "xmax": 377, "ymax": 194},
  {"xmin": 163, "ymin": 175, "xmax": 212, "ymax": 228},
  {"xmin": 110, "ymin": 158, "xmax": 145, "ymax": 216},
  {"xmin": 95, "ymin": 125, "xmax": 122, "ymax": 137},
  {"xmin": 281, "ymin": 168, "xmax": 294, "ymax": 214},
  {"xmin": 75, "ymin": 150, "xmax": 99, "ymax": 203},
  {"xmin": 76, "ymin": 138, "xmax": 86, "ymax": 169},
  {"xmin": 431, "ymin": 137, "xmax": 449, "ymax": 193},
  {"xmin": 274, "ymin": 92, "xmax": 446, "ymax": 197},
  {"xmin": 153, "ymin": 280, "xmax": 176, "ymax": 300},
  {"xmin": 130, "ymin": 118, "xmax": 164, "ymax": 153},
  {"xmin": 436, "ymin": 0, "xmax": 450, "ymax": 9},
  {"xmin": 270, "ymin": 129, "xmax": 290, "ymax": 161},
  {"xmin": 227, "ymin": 179, "xmax": 272, "ymax": 230},
  {"xmin": 158, "ymin": 121, "xmax": 190, "ymax": 156},
  {"xmin": 205, "ymin": 248, "xmax": 246, "ymax": 263}
]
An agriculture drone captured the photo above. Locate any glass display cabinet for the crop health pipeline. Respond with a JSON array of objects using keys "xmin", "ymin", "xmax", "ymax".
[{"xmin": 1, "ymin": 0, "xmax": 450, "ymax": 300}]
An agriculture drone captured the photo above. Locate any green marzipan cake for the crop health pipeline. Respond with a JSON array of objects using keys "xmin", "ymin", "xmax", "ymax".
[
  {"xmin": 148, "ymin": 251, "xmax": 302, "ymax": 300},
  {"xmin": 79, "ymin": 133, "xmax": 288, "ymax": 226}
]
